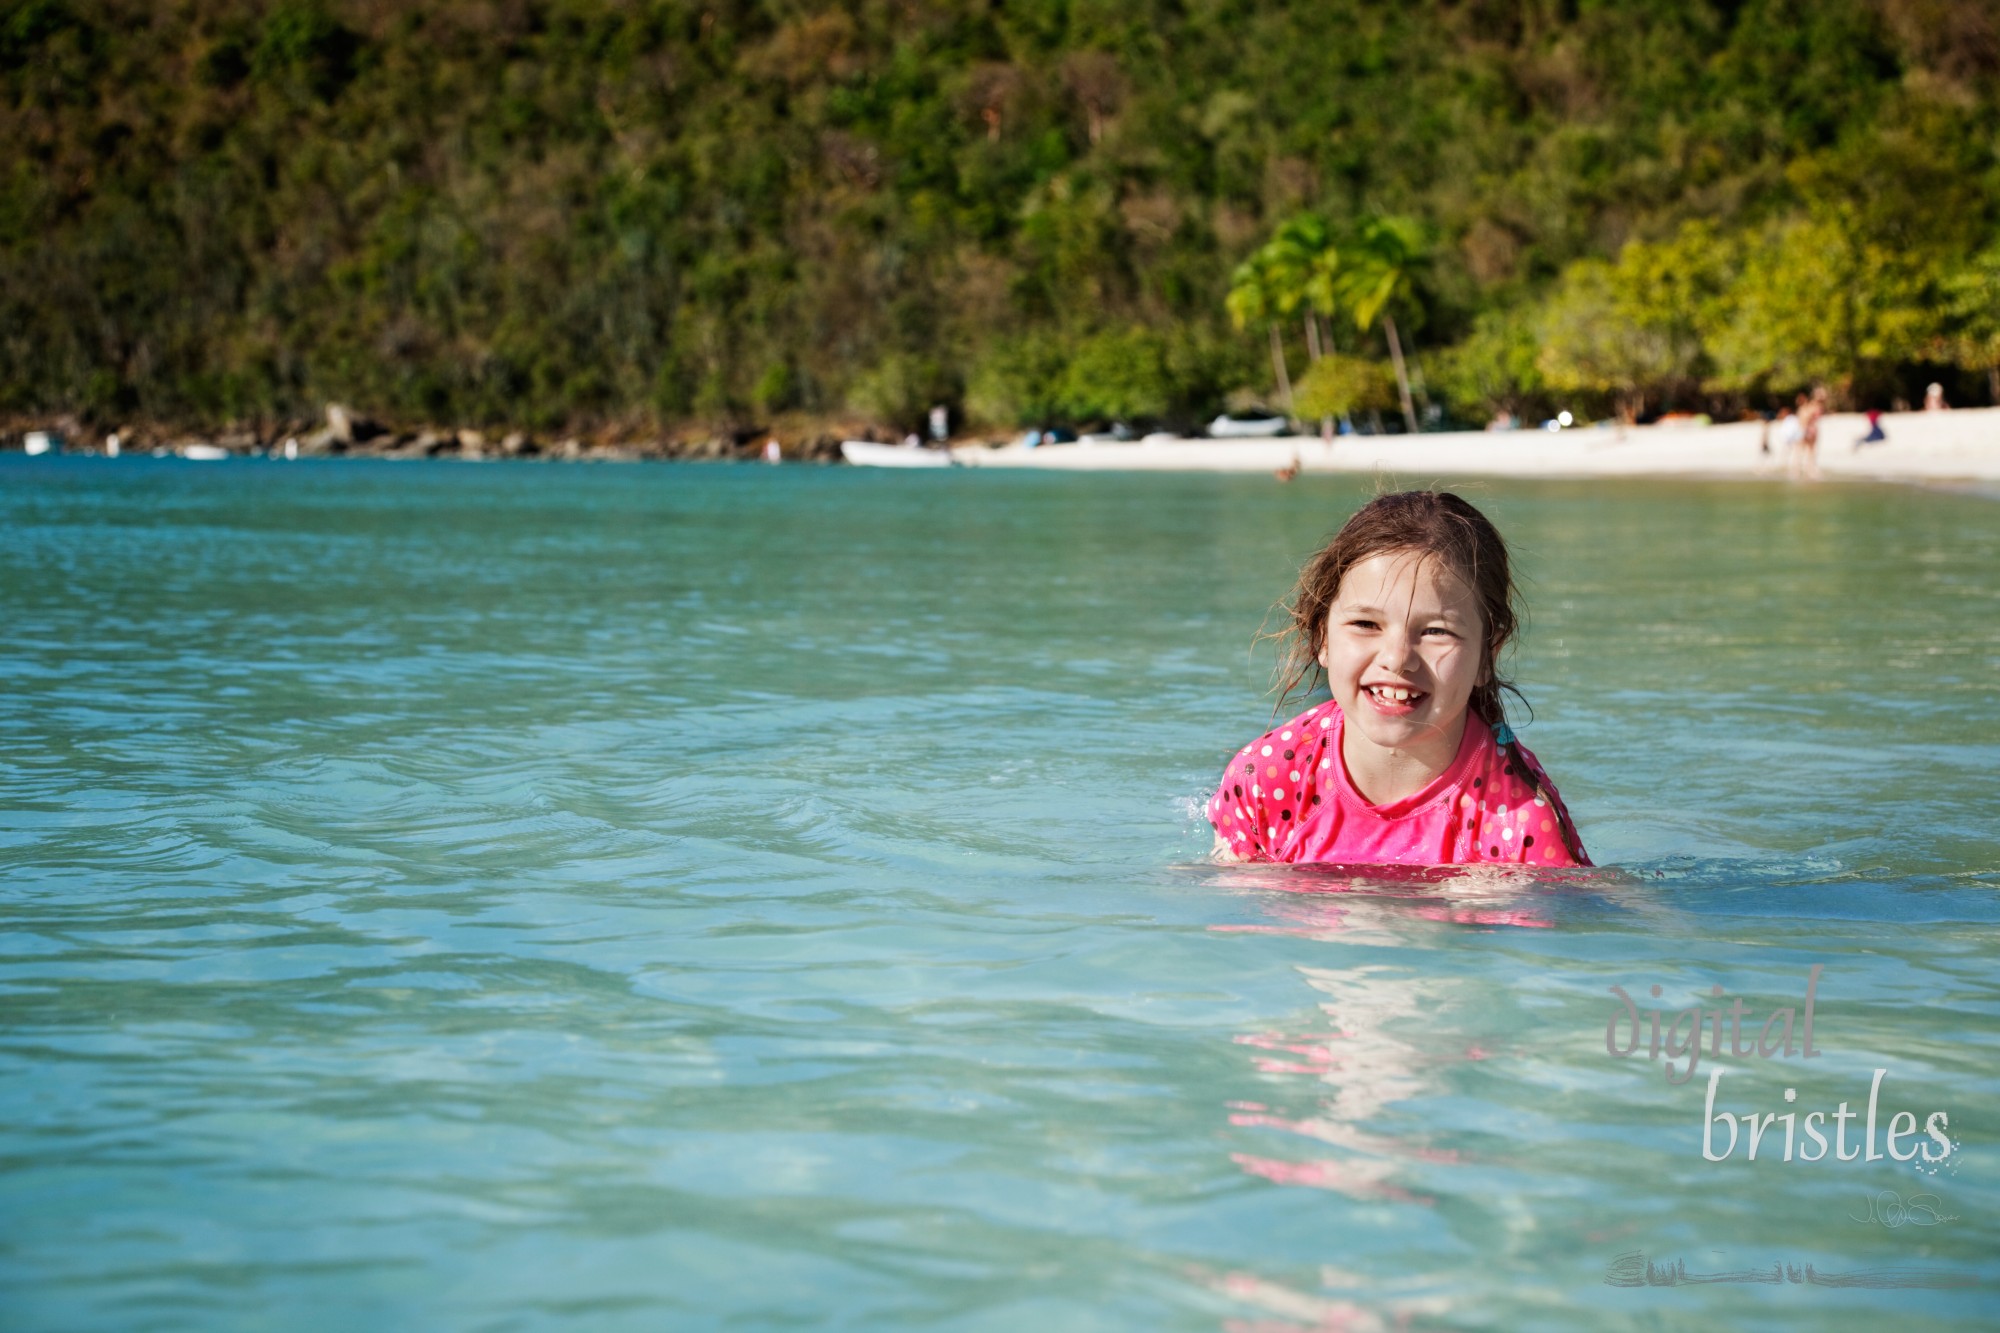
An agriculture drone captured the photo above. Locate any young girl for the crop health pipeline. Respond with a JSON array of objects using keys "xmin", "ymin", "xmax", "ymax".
[{"xmin": 1209, "ymin": 490, "xmax": 1589, "ymax": 867}]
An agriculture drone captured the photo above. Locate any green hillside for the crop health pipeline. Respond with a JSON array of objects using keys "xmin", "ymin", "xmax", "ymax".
[{"xmin": 5, "ymin": 0, "xmax": 1998, "ymax": 438}]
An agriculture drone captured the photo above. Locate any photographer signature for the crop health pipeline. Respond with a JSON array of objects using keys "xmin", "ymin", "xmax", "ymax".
[{"xmin": 1849, "ymin": 1191, "xmax": 1957, "ymax": 1229}]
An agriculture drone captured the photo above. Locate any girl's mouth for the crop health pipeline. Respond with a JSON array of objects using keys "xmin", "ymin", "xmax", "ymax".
[{"xmin": 1363, "ymin": 683, "xmax": 1427, "ymax": 714}]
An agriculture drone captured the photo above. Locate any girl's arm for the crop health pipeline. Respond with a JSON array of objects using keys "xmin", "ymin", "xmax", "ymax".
[{"xmin": 1211, "ymin": 833, "xmax": 1246, "ymax": 864}]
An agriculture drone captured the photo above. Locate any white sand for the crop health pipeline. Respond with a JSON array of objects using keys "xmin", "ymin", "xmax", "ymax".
[{"xmin": 949, "ymin": 407, "xmax": 2000, "ymax": 484}]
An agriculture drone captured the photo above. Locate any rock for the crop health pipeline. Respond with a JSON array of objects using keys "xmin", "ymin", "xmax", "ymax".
[
  {"xmin": 326, "ymin": 403, "xmax": 385, "ymax": 445},
  {"xmin": 500, "ymin": 431, "xmax": 535, "ymax": 457},
  {"xmin": 410, "ymin": 429, "xmax": 457, "ymax": 456},
  {"xmin": 457, "ymin": 429, "xmax": 486, "ymax": 459},
  {"xmin": 555, "ymin": 437, "xmax": 583, "ymax": 460}
]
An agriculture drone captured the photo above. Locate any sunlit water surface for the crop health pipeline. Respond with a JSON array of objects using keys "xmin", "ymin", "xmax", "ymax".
[{"xmin": 2, "ymin": 459, "xmax": 1996, "ymax": 1330}]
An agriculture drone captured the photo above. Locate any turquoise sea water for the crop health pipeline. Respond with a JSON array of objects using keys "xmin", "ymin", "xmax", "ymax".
[{"xmin": 2, "ymin": 458, "xmax": 1996, "ymax": 1330}]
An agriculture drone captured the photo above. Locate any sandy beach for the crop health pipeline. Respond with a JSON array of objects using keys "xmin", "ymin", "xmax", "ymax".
[{"xmin": 948, "ymin": 406, "xmax": 2000, "ymax": 484}]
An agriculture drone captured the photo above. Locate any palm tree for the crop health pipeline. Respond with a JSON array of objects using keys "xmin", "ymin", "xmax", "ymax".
[
  {"xmin": 1225, "ymin": 249, "xmax": 1296, "ymax": 417},
  {"xmin": 1338, "ymin": 216, "xmax": 1428, "ymax": 434},
  {"xmin": 1229, "ymin": 213, "xmax": 1428, "ymax": 432},
  {"xmin": 1268, "ymin": 214, "xmax": 1339, "ymax": 363}
]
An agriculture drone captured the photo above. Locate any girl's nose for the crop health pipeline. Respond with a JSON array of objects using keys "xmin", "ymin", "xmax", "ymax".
[{"xmin": 1377, "ymin": 630, "xmax": 1424, "ymax": 671}]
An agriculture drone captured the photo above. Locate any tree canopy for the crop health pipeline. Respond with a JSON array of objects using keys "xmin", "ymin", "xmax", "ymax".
[{"xmin": 4, "ymin": 0, "xmax": 1997, "ymax": 436}]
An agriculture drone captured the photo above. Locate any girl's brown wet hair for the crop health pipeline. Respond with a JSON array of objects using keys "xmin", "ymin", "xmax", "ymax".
[
  {"xmin": 1274, "ymin": 490, "xmax": 1518, "ymax": 718},
  {"xmin": 1272, "ymin": 490, "xmax": 1590, "ymax": 863}
]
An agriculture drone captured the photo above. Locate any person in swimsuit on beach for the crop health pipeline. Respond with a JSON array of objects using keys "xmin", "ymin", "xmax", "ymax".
[
  {"xmin": 1770, "ymin": 404, "xmax": 1801, "ymax": 462},
  {"xmin": 1208, "ymin": 491, "xmax": 1589, "ymax": 868},
  {"xmin": 1794, "ymin": 389, "xmax": 1824, "ymax": 481}
]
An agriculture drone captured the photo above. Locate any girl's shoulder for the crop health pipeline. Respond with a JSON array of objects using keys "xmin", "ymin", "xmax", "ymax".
[
  {"xmin": 1474, "ymin": 726, "xmax": 1591, "ymax": 867},
  {"xmin": 1223, "ymin": 700, "xmax": 1342, "ymax": 765},
  {"xmin": 1207, "ymin": 702, "xmax": 1341, "ymax": 858}
]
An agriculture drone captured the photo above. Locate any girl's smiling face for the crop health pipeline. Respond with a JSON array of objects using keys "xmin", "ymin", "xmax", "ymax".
[{"xmin": 1318, "ymin": 549, "xmax": 1489, "ymax": 772}]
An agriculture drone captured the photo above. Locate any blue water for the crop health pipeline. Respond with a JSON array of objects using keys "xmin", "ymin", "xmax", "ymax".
[{"xmin": 2, "ymin": 458, "xmax": 1996, "ymax": 1329}]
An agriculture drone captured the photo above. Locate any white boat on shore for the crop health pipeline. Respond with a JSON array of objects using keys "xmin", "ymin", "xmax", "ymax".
[
  {"xmin": 1207, "ymin": 413, "xmax": 1290, "ymax": 437},
  {"xmin": 840, "ymin": 440, "xmax": 955, "ymax": 468}
]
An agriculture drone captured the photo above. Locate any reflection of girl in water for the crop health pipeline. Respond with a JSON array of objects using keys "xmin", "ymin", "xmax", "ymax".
[{"xmin": 1210, "ymin": 491, "xmax": 1588, "ymax": 866}]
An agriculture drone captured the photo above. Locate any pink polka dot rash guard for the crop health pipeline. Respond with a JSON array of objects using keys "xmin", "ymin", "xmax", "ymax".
[{"xmin": 1207, "ymin": 701, "xmax": 1587, "ymax": 867}]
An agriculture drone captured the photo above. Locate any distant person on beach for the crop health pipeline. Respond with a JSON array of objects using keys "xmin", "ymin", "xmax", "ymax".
[
  {"xmin": 1793, "ymin": 390, "xmax": 1823, "ymax": 480},
  {"xmin": 1771, "ymin": 404, "xmax": 1801, "ymax": 462},
  {"xmin": 1855, "ymin": 411, "xmax": 1887, "ymax": 449},
  {"xmin": 1207, "ymin": 491, "xmax": 1589, "ymax": 867},
  {"xmin": 1925, "ymin": 382, "xmax": 1950, "ymax": 412}
]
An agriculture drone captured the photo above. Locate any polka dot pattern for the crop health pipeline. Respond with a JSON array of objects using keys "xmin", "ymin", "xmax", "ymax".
[{"xmin": 1206, "ymin": 702, "xmax": 1585, "ymax": 868}]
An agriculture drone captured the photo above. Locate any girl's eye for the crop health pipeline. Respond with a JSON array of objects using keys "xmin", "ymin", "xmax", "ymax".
[
  {"xmin": 1347, "ymin": 619, "xmax": 1379, "ymax": 630},
  {"xmin": 1423, "ymin": 627, "xmax": 1458, "ymax": 638}
]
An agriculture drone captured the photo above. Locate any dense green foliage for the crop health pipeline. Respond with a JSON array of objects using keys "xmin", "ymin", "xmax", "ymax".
[{"xmin": 4, "ymin": 0, "xmax": 1998, "ymax": 434}]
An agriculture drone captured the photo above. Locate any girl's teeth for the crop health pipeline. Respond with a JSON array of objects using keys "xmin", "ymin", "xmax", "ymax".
[{"xmin": 1372, "ymin": 686, "xmax": 1417, "ymax": 702}]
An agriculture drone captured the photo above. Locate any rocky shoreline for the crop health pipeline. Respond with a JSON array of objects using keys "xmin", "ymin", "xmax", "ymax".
[{"xmin": 1, "ymin": 404, "xmax": 857, "ymax": 463}]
